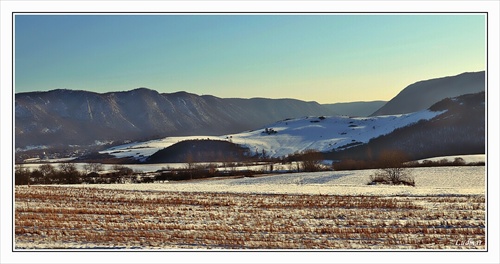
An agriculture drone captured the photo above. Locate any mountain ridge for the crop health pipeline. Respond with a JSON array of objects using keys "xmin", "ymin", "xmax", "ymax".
[
  {"xmin": 15, "ymin": 88, "xmax": 337, "ymax": 149},
  {"xmin": 323, "ymin": 101, "xmax": 387, "ymax": 117},
  {"xmin": 371, "ymin": 71, "xmax": 485, "ymax": 116}
]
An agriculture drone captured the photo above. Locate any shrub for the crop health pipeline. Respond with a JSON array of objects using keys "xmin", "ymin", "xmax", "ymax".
[
  {"xmin": 453, "ymin": 157, "xmax": 466, "ymax": 165},
  {"xmin": 368, "ymin": 150, "xmax": 415, "ymax": 186},
  {"xmin": 369, "ymin": 168, "xmax": 415, "ymax": 186}
]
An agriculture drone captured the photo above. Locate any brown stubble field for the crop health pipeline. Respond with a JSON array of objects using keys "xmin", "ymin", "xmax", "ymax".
[{"xmin": 15, "ymin": 186, "xmax": 485, "ymax": 250}]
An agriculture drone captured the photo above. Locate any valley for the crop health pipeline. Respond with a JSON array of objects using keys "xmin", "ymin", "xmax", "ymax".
[{"xmin": 15, "ymin": 166, "xmax": 486, "ymax": 249}]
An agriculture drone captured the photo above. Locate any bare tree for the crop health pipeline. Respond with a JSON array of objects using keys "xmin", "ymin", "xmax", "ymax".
[
  {"xmin": 83, "ymin": 163, "xmax": 104, "ymax": 174},
  {"xmin": 58, "ymin": 163, "xmax": 81, "ymax": 184},
  {"xmin": 369, "ymin": 150, "xmax": 415, "ymax": 186},
  {"xmin": 38, "ymin": 164, "xmax": 56, "ymax": 183},
  {"xmin": 185, "ymin": 152, "xmax": 195, "ymax": 180},
  {"xmin": 300, "ymin": 149, "xmax": 323, "ymax": 172}
]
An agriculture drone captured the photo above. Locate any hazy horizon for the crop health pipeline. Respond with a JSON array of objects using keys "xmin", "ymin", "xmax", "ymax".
[{"xmin": 15, "ymin": 14, "xmax": 485, "ymax": 104}]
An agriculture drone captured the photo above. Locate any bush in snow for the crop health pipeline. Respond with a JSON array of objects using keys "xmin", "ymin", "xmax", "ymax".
[
  {"xmin": 369, "ymin": 168, "xmax": 415, "ymax": 187},
  {"xmin": 368, "ymin": 149, "xmax": 415, "ymax": 186}
]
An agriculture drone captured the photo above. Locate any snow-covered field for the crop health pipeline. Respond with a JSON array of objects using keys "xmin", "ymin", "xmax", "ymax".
[
  {"xmin": 100, "ymin": 110, "xmax": 444, "ymax": 161},
  {"xmin": 76, "ymin": 166, "xmax": 485, "ymax": 196},
  {"xmin": 416, "ymin": 154, "xmax": 486, "ymax": 164},
  {"xmin": 15, "ymin": 166, "xmax": 486, "ymax": 250}
]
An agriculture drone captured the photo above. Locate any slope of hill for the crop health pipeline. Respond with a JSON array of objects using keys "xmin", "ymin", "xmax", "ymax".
[
  {"xmin": 329, "ymin": 91, "xmax": 485, "ymax": 161},
  {"xmin": 322, "ymin": 101, "xmax": 386, "ymax": 117},
  {"xmin": 371, "ymin": 71, "xmax": 485, "ymax": 116},
  {"xmin": 15, "ymin": 88, "xmax": 336, "ymax": 149},
  {"xmin": 101, "ymin": 109, "xmax": 444, "ymax": 162},
  {"xmin": 146, "ymin": 139, "xmax": 253, "ymax": 163}
]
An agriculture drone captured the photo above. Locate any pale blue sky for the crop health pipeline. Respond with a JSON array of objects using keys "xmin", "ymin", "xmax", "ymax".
[{"xmin": 15, "ymin": 14, "xmax": 485, "ymax": 103}]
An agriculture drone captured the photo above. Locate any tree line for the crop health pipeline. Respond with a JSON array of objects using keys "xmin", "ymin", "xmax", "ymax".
[
  {"xmin": 15, "ymin": 163, "xmax": 136, "ymax": 185},
  {"xmin": 14, "ymin": 149, "xmax": 330, "ymax": 185},
  {"xmin": 15, "ymin": 148, "xmax": 483, "ymax": 186}
]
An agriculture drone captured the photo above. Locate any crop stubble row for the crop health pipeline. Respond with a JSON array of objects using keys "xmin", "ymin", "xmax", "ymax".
[{"xmin": 15, "ymin": 186, "xmax": 485, "ymax": 249}]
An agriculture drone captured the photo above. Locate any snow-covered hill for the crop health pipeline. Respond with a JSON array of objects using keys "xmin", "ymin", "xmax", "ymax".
[{"xmin": 101, "ymin": 109, "xmax": 444, "ymax": 161}]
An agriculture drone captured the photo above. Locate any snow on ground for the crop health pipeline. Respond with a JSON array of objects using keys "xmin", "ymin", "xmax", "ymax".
[
  {"xmin": 21, "ymin": 154, "xmax": 485, "ymax": 175},
  {"xmin": 77, "ymin": 166, "xmax": 485, "ymax": 196},
  {"xmin": 416, "ymin": 154, "xmax": 485, "ymax": 164},
  {"xmin": 100, "ymin": 110, "xmax": 444, "ymax": 160}
]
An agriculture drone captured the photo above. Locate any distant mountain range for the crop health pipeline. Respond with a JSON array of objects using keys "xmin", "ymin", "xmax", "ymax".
[
  {"xmin": 15, "ymin": 88, "xmax": 337, "ymax": 149},
  {"xmin": 371, "ymin": 71, "xmax": 484, "ymax": 116},
  {"xmin": 323, "ymin": 101, "xmax": 387, "ymax": 117},
  {"xmin": 15, "ymin": 71, "xmax": 486, "ymax": 161}
]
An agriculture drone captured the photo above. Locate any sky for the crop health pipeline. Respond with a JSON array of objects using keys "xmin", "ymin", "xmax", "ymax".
[{"xmin": 14, "ymin": 14, "xmax": 485, "ymax": 104}]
